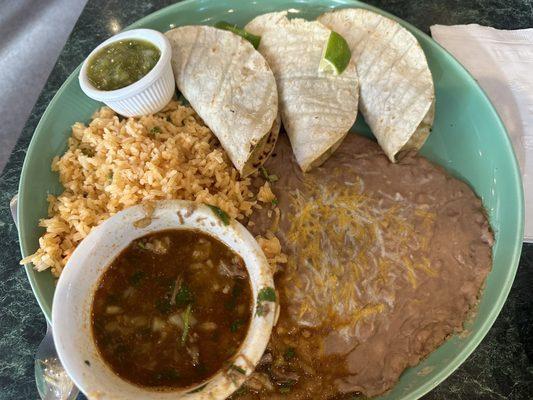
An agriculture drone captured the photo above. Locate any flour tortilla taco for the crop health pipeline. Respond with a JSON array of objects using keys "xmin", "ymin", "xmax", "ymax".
[
  {"xmin": 245, "ymin": 11, "xmax": 359, "ymax": 172},
  {"xmin": 319, "ymin": 8, "xmax": 435, "ymax": 162},
  {"xmin": 165, "ymin": 25, "xmax": 279, "ymax": 177}
]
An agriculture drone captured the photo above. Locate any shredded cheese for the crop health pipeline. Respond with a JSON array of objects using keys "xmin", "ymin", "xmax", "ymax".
[{"xmin": 282, "ymin": 176, "xmax": 437, "ymax": 330}]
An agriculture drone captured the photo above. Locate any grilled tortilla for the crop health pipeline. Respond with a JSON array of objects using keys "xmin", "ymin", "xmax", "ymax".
[
  {"xmin": 245, "ymin": 11, "xmax": 359, "ymax": 172},
  {"xmin": 319, "ymin": 8, "xmax": 435, "ymax": 162},
  {"xmin": 165, "ymin": 25, "xmax": 279, "ymax": 177}
]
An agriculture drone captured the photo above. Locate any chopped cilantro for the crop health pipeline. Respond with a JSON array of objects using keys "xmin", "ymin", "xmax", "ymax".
[
  {"xmin": 271, "ymin": 198, "xmax": 279, "ymax": 206},
  {"xmin": 259, "ymin": 166, "xmax": 269, "ymax": 179},
  {"xmin": 129, "ymin": 271, "xmax": 145, "ymax": 286},
  {"xmin": 259, "ymin": 166, "xmax": 279, "ymax": 183},
  {"xmin": 256, "ymin": 305, "xmax": 267, "ymax": 317},
  {"xmin": 150, "ymin": 126, "xmax": 162, "ymax": 135},
  {"xmin": 283, "ymin": 347, "xmax": 296, "ymax": 361},
  {"xmin": 230, "ymin": 319, "xmax": 244, "ymax": 333},
  {"xmin": 175, "ymin": 284, "xmax": 194, "ymax": 307},
  {"xmin": 258, "ymin": 287, "xmax": 276, "ymax": 302},
  {"xmin": 256, "ymin": 287, "xmax": 276, "ymax": 316},
  {"xmin": 206, "ymin": 204, "xmax": 230, "ymax": 225}
]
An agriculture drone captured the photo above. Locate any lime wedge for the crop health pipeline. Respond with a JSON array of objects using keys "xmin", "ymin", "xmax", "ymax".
[
  {"xmin": 319, "ymin": 31, "xmax": 351, "ymax": 75},
  {"xmin": 214, "ymin": 21, "xmax": 261, "ymax": 49}
]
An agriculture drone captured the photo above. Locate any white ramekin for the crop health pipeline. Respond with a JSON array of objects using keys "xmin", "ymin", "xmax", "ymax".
[
  {"xmin": 79, "ymin": 29, "xmax": 175, "ymax": 117},
  {"xmin": 52, "ymin": 200, "xmax": 277, "ymax": 400}
]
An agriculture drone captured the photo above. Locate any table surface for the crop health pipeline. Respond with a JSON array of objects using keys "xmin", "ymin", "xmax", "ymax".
[{"xmin": 0, "ymin": 0, "xmax": 532, "ymax": 399}]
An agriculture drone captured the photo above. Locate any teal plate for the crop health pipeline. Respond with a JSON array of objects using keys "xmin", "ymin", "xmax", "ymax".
[{"xmin": 18, "ymin": 0, "xmax": 524, "ymax": 399}]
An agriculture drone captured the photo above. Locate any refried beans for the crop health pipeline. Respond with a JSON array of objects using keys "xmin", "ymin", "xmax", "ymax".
[{"xmin": 239, "ymin": 133, "xmax": 493, "ymax": 399}]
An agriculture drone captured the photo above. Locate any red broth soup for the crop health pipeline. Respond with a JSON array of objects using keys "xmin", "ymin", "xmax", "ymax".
[{"xmin": 91, "ymin": 229, "xmax": 252, "ymax": 389}]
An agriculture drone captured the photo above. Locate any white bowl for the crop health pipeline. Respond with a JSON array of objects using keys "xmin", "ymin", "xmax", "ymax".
[
  {"xmin": 79, "ymin": 29, "xmax": 175, "ymax": 117},
  {"xmin": 52, "ymin": 200, "xmax": 276, "ymax": 400}
]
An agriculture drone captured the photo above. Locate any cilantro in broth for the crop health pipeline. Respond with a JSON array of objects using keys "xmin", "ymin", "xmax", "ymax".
[
  {"xmin": 91, "ymin": 230, "xmax": 252, "ymax": 389},
  {"xmin": 129, "ymin": 271, "xmax": 145, "ymax": 286},
  {"xmin": 230, "ymin": 319, "xmax": 244, "ymax": 333},
  {"xmin": 175, "ymin": 284, "xmax": 194, "ymax": 307},
  {"xmin": 283, "ymin": 347, "xmax": 296, "ymax": 361}
]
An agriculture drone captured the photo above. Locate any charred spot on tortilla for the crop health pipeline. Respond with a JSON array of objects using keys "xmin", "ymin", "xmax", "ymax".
[{"xmin": 244, "ymin": 114, "xmax": 280, "ymax": 175}]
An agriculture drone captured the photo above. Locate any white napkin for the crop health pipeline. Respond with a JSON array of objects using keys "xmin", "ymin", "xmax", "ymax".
[{"xmin": 431, "ymin": 24, "xmax": 533, "ymax": 242}]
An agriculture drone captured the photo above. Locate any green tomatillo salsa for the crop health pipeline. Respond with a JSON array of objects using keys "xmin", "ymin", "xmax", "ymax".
[{"xmin": 87, "ymin": 39, "xmax": 161, "ymax": 91}]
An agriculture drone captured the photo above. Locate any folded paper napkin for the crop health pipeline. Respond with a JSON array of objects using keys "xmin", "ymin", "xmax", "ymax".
[{"xmin": 431, "ymin": 24, "xmax": 533, "ymax": 242}]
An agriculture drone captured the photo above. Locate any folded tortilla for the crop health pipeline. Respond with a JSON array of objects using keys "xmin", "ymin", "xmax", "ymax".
[
  {"xmin": 165, "ymin": 26, "xmax": 279, "ymax": 177},
  {"xmin": 319, "ymin": 9, "xmax": 435, "ymax": 162},
  {"xmin": 245, "ymin": 12, "xmax": 359, "ymax": 172}
]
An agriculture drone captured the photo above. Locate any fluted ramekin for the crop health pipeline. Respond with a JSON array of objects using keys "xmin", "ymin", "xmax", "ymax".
[{"xmin": 79, "ymin": 29, "xmax": 175, "ymax": 117}]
